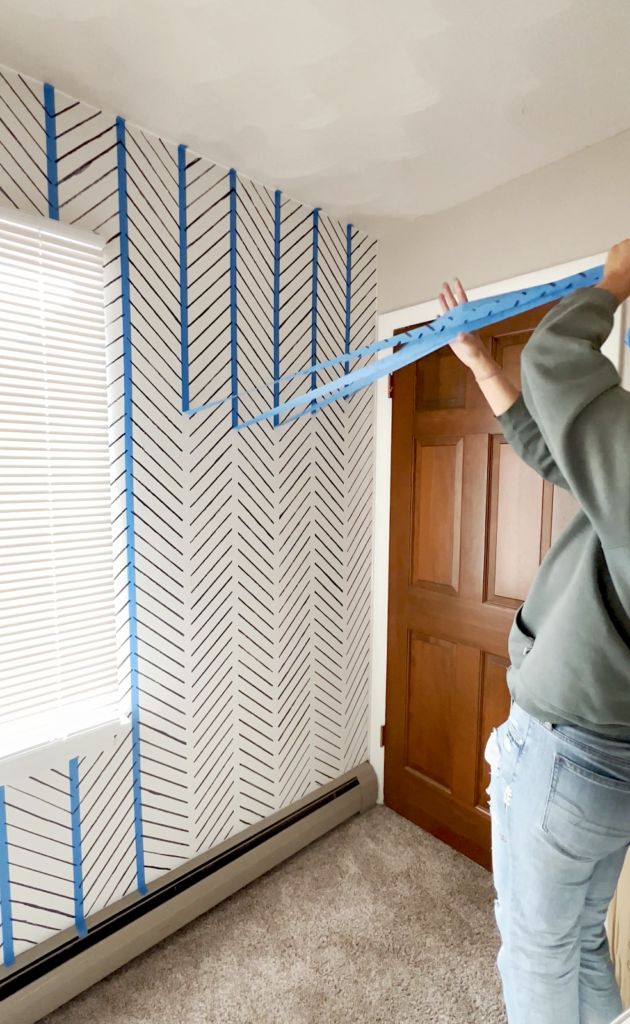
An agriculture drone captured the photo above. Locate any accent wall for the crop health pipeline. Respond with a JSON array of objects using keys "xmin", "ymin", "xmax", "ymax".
[{"xmin": 0, "ymin": 63, "xmax": 377, "ymax": 965}]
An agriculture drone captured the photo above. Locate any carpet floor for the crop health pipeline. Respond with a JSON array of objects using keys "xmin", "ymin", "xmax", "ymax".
[{"xmin": 44, "ymin": 806, "xmax": 506, "ymax": 1024}]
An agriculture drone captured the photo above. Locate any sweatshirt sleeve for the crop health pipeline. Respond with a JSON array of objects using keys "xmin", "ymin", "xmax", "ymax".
[
  {"xmin": 520, "ymin": 286, "xmax": 628, "ymax": 549},
  {"xmin": 497, "ymin": 394, "xmax": 570, "ymax": 490}
]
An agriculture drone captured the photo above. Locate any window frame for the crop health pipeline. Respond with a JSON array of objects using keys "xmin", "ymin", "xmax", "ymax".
[{"xmin": 0, "ymin": 205, "xmax": 130, "ymax": 784}]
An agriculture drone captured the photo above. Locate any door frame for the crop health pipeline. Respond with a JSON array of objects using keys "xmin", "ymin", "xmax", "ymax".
[{"xmin": 368, "ymin": 249, "xmax": 628, "ymax": 801}]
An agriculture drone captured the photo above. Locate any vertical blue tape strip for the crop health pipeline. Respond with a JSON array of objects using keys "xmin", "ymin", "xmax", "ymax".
[
  {"xmin": 273, "ymin": 190, "xmax": 281, "ymax": 429},
  {"xmin": 229, "ymin": 168, "xmax": 238, "ymax": 429},
  {"xmin": 0, "ymin": 786, "xmax": 14, "ymax": 966},
  {"xmin": 177, "ymin": 144, "xmax": 190, "ymax": 413},
  {"xmin": 43, "ymin": 82, "xmax": 59, "ymax": 220},
  {"xmin": 69, "ymin": 759, "xmax": 87, "ymax": 938},
  {"xmin": 116, "ymin": 116, "xmax": 147, "ymax": 897},
  {"xmin": 311, "ymin": 208, "xmax": 320, "ymax": 414},
  {"xmin": 344, "ymin": 223, "xmax": 352, "ymax": 387}
]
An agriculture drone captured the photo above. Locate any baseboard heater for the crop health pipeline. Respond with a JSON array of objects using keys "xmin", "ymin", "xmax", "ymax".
[{"xmin": 1, "ymin": 761, "xmax": 377, "ymax": 1024}]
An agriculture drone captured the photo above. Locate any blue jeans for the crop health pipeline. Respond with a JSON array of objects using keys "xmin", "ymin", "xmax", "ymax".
[{"xmin": 486, "ymin": 702, "xmax": 630, "ymax": 1024}]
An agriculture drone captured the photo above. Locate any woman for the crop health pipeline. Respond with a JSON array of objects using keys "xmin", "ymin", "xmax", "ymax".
[{"xmin": 439, "ymin": 241, "xmax": 630, "ymax": 1024}]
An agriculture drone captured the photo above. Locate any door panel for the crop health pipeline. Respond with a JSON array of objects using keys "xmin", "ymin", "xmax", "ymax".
[
  {"xmin": 416, "ymin": 348, "xmax": 467, "ymax": 410},
  {"xmin": 407, "ymin": 634, "xmax": 455, "ymax": 789},
  {"xmin": 412, "ymin": 440, "xmax": 463, "ymax": 591},
  {"xmin": 384, "ymin": 303, "xmax": 575, "ymax": 868}
]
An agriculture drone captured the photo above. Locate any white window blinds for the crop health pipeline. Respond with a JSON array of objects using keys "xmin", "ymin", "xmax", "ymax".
[{"xmin": 0, "ymin": 207, "xmax": 123, "ymax": 761}]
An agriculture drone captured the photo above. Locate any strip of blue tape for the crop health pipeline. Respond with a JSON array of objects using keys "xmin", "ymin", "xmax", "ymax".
[
  {"xmin": 0, "ymin": 785, "xmax": 14, "ymax": 966},
  {"xmin": 273, "ymin": 190, "xmax": 281, "ymax": 428},
  {"xmin": 183, "ymin": 332, "xmax": 399, "ymax": 415},
  {"xmin": 116, "ymin": 116, "xmax": 147, "ymax": 896},
  {"xmin": 293, "ymin": 268, "xmax": 607, "ymax": 422},
  {"xmin": 178, "ymin": 144, "xmax": 190, "ymax": 413},
  {"xmin": 229, "ymin": 168, "xmax": 238, "ymax": 428},
  {"xmin": 43, "ymin": 83, "xmax": 59, "ymax": 221},
  {"xmin": 236, "ymin": 265, "xmax": 603, "ymax": 429},
  {"xmin": 311, "ymin": 208, "xmax": 319, "ymax": 414},
  {"xmin": 281, "ymin": 334, "xmax": 452, "ymax": 425},
  {"xmin": 344, "ymin": 224, "xmax": 352, "ymax": 383},
  {"xmin": 69, "ymin": 758, "xmax": 87, "ymax": 938}
]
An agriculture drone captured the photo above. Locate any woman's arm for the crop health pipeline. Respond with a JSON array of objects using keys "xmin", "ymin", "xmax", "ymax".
[
  {"xmin": 439, "ymin": 278, "xmax": 520, "ymax": 416},
  {"xmin": 438, "ymin": 279, "xmax": 570, "ymax": 490},
  {"xmin": 517, "ymin": 239, "xmax": 630, "ymax": 549}
]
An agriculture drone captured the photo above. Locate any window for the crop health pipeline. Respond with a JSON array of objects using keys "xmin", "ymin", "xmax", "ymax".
[{"xmin": 0, "ymin": 207, "xmax": 124, "ymax": 762}]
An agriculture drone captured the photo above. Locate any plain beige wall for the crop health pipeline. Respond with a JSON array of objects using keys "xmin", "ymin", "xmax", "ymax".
[{"xmin": 373, "ymin": 127, "xmax": 630, "ymax": 313}]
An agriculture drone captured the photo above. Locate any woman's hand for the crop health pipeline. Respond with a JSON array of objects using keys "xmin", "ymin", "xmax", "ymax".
[
  {"xmin": 436, "ymin": 278, "xmax": 519, "ymax": 415},
  {"xmin": 438, "ymin": 278, "xmax": 487, "ymax": 370},
  {"xmin": 597, "ymin": 238, "xmax": 630, "ymax": 304}
]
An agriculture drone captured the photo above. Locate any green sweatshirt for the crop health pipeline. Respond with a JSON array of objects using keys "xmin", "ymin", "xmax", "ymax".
[{"xmin": 497, "ymin": 286, "xmax": 630, "ymax": 737}]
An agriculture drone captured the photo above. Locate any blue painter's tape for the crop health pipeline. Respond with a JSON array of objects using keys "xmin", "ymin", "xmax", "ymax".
[
  {"xmin": 311, "ymin": 208, "xmax": 320, "ymax": 414},
  {"xmin": 178, "ymin": 145, "xmax": 190, "ymax": 414},
  {"xmin": 236, "ymin": 265, "xmax": 603, "ymax": 430},
  {"xmin": 69, "ymin": 759, "xmax": 87, "ymax": 938},
  {"xmin": 183, "ymin": 332, "xmax": 400, "ymax": 416},
  {"xmin": 229, "ymin": 168, "xmax": 238, "ymax": 429},
  {"xmin": 344, "ymin": 224, "xmax": 352, "ymax": 384},
  {"xmin": 625, "ymin": 328, "xmax": 630, "ymax": 349},
  {"xmin": 0, "ymin": 786, "xmax": 14, "ymax": 966},
  {"xmin": 116, "ymin": 116, "xmax": 147, "ymax": 897},
  {"xmin": 43, "ymin": 83, "xmax": 59, "ymax": 220},
  {"xmin": 273, "ymin": 189, "xmax": 281, "ymax": 428},
  {"xmin": 284, "ymin": 389, "xmax": 356, "ymax": 425},
  {"xmin": 288, "ymin": 333, "xmax": 395, "ymax": 377},
  {"xmin": 247, "ymin": 340, "xmax": 435, "ymax": 429}
]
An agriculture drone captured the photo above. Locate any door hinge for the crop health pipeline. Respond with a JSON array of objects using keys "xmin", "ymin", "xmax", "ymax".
[
  {"xmin": 380, "ymin": 723, "xmax": 386, "ymax": 748},
  {"xmin": 388, "ymin": 374, "xmax": 394, "ymax": 399}
]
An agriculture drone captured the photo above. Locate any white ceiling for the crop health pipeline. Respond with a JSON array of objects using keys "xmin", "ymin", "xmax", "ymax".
[{"xmin": 2, "ymin": 0, "xmax": 630, "ymax": 232}]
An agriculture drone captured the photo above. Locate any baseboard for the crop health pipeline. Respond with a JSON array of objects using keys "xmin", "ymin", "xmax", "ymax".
[{"xmin": 1, "ymin": 761, "xmax": 377, "ymax": 1024}]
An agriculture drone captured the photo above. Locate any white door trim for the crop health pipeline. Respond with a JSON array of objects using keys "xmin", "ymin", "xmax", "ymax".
[{"xmin": 368, "ymin": 249, "xmax": 628, "ymax": 801}]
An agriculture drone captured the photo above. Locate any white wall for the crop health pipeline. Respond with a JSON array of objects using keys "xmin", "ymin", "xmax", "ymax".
[{"xmin": 373, "ymin": 127, "xmax": 630, "ymax": 314}]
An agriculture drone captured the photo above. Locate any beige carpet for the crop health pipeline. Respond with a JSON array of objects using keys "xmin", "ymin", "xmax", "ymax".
[{"xmin": 44, "ymin": 806, "xmax": 506, "ymax": 1024}]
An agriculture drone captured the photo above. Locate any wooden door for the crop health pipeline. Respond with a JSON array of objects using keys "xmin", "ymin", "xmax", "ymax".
[{"xmin": 384, "ymin": 304, "xmax": 578, "ymax": 868}]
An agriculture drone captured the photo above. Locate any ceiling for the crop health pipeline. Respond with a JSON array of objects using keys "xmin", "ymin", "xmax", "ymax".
[{"xmin": 2, "ymin": 0, "xmax": 630, "ymax": 232}]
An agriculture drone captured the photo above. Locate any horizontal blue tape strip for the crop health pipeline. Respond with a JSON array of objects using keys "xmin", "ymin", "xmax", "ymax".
[{"xmin": 235, "ymin": 265, "xmax": 603, "ymax": 430}]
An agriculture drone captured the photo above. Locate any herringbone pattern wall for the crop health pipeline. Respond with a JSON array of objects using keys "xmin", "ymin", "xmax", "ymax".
[{"xmin": 0, "ymin": 64, "xmax": 377, "ymax": 964}]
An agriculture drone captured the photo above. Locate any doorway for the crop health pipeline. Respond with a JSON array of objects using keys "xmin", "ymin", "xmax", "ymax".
[{"xmin": 383, "ymin": 304, "xmax": 578, "ymax": 867}]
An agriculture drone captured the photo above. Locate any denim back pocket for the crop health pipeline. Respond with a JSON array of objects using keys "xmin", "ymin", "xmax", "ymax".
[{"xmin": 543, "ymin": 754, "xmax": 630, "ymax": 861}]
